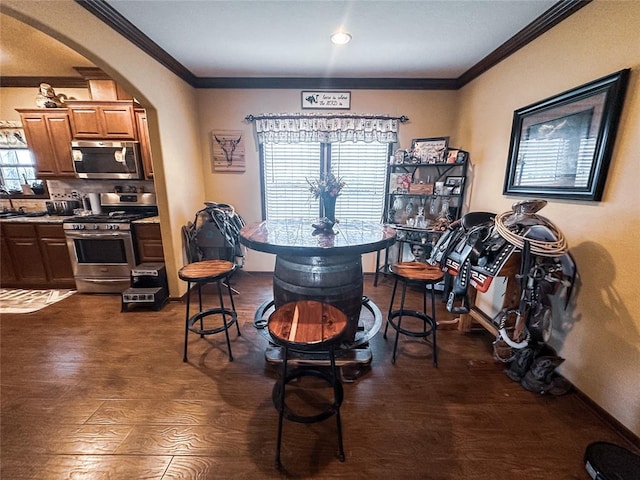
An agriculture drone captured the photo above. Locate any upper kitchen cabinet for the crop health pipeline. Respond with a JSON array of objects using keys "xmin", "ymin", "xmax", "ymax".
[
  {"xmin": 135, "ymin": 109, "xmax": 154, "ymax": 178},
  {"xmin": 66, "ymin": 101, "xmax": 137, "ymax": 140},
  {"xmin": 17, "ymin": 109, "xmax": 75, "ymax": 178}
]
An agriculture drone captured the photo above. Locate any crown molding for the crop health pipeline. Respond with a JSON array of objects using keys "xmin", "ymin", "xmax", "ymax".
[
  {"xmin": 457, "ymin": 0, "xmax": 591, "ymax": 87},
  {"xmin": 3, "ymin": 0, "xmax": 591, "ymax": 91},
  {"xmin": 0, "ymin": 77, "xmax": 88, "ymax": 88}
]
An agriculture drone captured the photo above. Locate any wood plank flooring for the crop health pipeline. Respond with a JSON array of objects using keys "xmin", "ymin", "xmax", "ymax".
[{"xmin": 1, "ymin": 271, "xmax": 636, "ymax": 479}]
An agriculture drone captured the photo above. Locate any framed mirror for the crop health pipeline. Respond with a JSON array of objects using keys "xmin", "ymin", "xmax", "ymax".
[{"xmin": 503, "ymin": 69, "xmax": 630, "ymax": 201}]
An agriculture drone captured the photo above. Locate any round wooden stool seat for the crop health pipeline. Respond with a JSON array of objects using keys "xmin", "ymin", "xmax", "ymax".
[
  {"xmin": 268, "ymin": 300, "xmax": 347, "ymax": 351},
  {"xmin": 178, "ymin": 259, "xmax": 236, "ymax": 282},
  {"xmin": 390, "ymin": 261, "xmax": 444, "ymax": 283}
]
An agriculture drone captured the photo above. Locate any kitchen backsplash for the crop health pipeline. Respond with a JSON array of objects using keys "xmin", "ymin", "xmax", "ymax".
[{"xmin": 1, "ymin": 178, "xmax": 155, "ymax": 213}]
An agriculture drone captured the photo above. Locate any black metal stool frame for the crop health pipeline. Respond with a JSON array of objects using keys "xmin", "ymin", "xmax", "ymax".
[
  {"xmin": 182, "ymin": 270, "xmax": 240, "ymax": 362},
  {"xmin": 384, "ymin": 275, "xmax": 438, "ymax": 366},
  {"xmin": 273, "ymin": 341, "xmax": 345, "ymax": 468}
]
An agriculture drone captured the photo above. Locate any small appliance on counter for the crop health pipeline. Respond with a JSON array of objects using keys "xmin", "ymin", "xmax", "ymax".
[
  {"xmin": 121, "ymin": 262, "xmax": 168, "ymax": 312},
  {"xmin": 46, "ymin": 200, "xmax": 81, "ymax": 216},
  {"xmin": 88, "ymin": 193, "xmax": 102, "ymax": 214}
]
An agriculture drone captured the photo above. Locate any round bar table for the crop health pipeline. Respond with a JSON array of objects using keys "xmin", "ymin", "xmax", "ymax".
[{"xmin": 240, "ymin": 219, "xmax": 396, "ymax": 361}]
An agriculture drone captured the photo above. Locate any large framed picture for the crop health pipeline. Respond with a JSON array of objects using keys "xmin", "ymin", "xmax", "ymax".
[
  {"xmin": 411, "ymin": 137, "xmax": 449, "ymax": 164},
  {"xmin": 503, "ymin": 69, "xmax": 630, "ymax": 201}
]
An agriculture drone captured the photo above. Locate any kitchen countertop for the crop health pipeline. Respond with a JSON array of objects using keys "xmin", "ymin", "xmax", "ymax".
[
  {"xmin": 132, "ymin": 216, "xmax": 160, "ymax": 224},
  {"xmin": 0, "ymin": 214, "xmax": 70, "ymax": 223},
  {"xmin": 1, "ymin": 215, "xmax": 161, "ymax": 224}
]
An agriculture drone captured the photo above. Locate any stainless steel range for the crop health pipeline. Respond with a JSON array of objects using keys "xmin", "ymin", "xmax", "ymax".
[{"xmin": 63, "ymin": 193, "xmax": 158, "ymax": 293}]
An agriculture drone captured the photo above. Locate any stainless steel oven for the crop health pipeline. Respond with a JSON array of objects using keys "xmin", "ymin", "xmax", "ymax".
[
  {"xmin": 63, "ymin": 193, "xmax": 158, "ymax": 293},
  {"xmin": 64, "ymin": 223, "xmax": 136, "ymax": 293}
]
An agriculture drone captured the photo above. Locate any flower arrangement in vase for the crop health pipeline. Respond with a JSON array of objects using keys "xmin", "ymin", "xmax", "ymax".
[{"xmin": 307, "ymin": 171, "xmax": 345, "ymax": 228}]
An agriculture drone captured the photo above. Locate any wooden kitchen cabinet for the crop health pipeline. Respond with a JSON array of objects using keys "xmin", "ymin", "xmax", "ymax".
[
  {"xmin": 135, "ymin": 109, "xmax": 154, "ymax": 178},
  {"xmin": 1, "ymin": 222, "xmax": 75, "ymax": 289},
  {"xmin": 37, "ymin": 224, "xmax": 75, "ymax": 286},
  {"xmin": 2, "ymin": 224, "xmax": 47, "ymax": 286},
  {"xmin": 134, "ymin": 223, "xmax": 164, "ymax": 263},
  {"xmin": 17, "ymin": 109, "xmax": 76, "ymax": 178},
  {"xmin": 1, "ymin": 234, "xmax": 17, "ymax": 284},
  {"xmin": 67, "ymin": 101, "xmax": 136, "ymax": 139}
]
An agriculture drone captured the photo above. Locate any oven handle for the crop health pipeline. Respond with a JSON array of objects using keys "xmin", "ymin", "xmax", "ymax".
[
  {"xmin": 64, "ymin": 231, "xmax": 132, "ymax": 240},
  {"xmin": 81, "ymin": 278, "xmax": 130, "ymax": 283}
]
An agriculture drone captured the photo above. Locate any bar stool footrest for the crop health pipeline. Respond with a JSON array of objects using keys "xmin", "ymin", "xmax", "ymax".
[
  {"xmin": 272, "ymin": 367, "xmax": 344, "ymax": 424},
  {"xmin": 188, "ymin": 308, "xmax": 238, "ymax": 336},
  {"xmin": 388, "ymin": 309, "xmax": 436, "ymax": 338}
]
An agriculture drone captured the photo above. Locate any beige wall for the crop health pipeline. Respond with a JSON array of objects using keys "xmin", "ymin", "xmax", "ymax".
[
  {"xmin": 0, "ymin": 88, "xmax": 90, "ymax": 120},
  {"xmin": 3, "ymin": 0, "xmax": 638, "ymax": 437},
  {"xmin": 196, "ymin": 88, "xmax": 459, "ymax": 271},
  {"xmin": 456, "ymin": 0, "xmax": 640, "ymax": 436}
]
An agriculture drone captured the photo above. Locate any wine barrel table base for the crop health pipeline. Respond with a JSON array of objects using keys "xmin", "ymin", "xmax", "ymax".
[
  {"xmin": 178, "ymin": 260, "xmax": 241, "ymax": 362},
  {"xmin": 239, "ymin": 219, "xmax": 397, "ymax": 375}
]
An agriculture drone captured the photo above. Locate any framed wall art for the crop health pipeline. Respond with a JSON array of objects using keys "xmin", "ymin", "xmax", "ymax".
[
  {"xmin": 211, "ymin": 130, "xmax": 245, "ymax": 172},
  {"xmin": 411, "ymin": 137, "xmax": 449, "ymax": 164},
  {"xmin": 301, "ymin": 91, "xmax": 351, "ymax": 109},
  {"xmin": 503, "ymin": 69, "xmax": 630, "ymax": 201}
]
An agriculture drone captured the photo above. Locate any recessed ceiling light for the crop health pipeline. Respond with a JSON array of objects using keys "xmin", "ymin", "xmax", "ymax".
[{"xmin": 330, "ymin": 32, "xmax": 352, "ymax": 45}]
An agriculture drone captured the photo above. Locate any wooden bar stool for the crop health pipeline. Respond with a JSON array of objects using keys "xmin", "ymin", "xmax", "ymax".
[
  {"xmin": 178, "ymin": 259, "xmax": 240, "ymax": 362},
  {"xmin": 384, "ymin": 262, "xmax": 444, "ymax": 366},
  {"xmin": 267, "ymin": 300, "xmax": 348, "ymax": 468}
]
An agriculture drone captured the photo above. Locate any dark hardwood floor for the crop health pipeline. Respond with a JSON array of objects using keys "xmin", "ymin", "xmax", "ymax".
[{"xmin": 1, "ymin": 271, "xmax": 635, "ymax": 479}]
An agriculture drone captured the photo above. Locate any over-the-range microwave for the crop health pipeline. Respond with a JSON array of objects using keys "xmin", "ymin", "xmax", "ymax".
[{"xmin": 71, "ymin": 140, "xmax": 143, "ymax": 180}]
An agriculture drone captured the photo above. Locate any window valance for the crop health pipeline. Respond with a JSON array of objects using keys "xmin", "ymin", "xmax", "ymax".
[
  {"xmin": 245, "ymin": 113, "xmax": 408, "ymax": 144},
  {"xmin": 0, "ymin": 121, "xmax": 27, "ymax": 149}
]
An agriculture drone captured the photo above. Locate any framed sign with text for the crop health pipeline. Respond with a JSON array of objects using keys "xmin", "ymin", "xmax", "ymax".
[{"xmin": 301, "ymin": 91, "xmax": 351, "ymax": 110}]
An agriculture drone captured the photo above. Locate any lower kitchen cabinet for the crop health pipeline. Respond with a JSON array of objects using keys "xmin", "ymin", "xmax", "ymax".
[
  {"xmin": 134, "ymin": 223, "xmax": 164, "ymax": 263},
  {"xmin": 1, "ymin": 234, "xmax": 17, "ymax": 284},
  {"xmin": 1, "ymin": 223, "xmax": 75, "ymax": 289},
  {"xmin": 37, "ymin": 224, "xmax": 75, "ymax": 286}
]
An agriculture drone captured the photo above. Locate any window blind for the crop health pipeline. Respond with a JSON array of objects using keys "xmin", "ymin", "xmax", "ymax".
[
  {"xmin": 262, "ymin": 142, "xmax": 321, "ymax": 219},
  {"xmin": 330, "ymin": 142, "xmax": 388, "ymax": 223},
  {"xmin": 261, "ymin": 141, "xmax": 389, "ymax": 222}
]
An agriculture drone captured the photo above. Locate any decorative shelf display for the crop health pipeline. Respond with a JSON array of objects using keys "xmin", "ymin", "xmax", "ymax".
[{"xmin": 374, "ymin": 138, "xmax": 470, "ymax": 284}]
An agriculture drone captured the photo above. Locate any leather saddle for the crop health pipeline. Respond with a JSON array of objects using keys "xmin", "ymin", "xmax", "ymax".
[{"xmin": 431, "ymin": 212, "xmax": 496, "ymax": 313}]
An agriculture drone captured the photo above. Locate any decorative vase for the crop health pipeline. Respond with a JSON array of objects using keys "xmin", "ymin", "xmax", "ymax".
[{"xmin": 321, "ymin": 193, "xmax": 337, "ymax": 223}]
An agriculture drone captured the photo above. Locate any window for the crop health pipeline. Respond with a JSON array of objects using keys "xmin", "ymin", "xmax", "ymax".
[
  {"xmin": 0, "ymin": 148, "xmax": 36, "ymax": 191},
  {"xmin": 261, "ymin": 141, "xmax": 391, "ymax": 222}
]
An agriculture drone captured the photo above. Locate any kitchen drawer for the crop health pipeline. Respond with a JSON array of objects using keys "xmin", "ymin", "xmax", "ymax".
[
  {"xmin": 3, "ymin": 223, "xmax": 37, "ymax": 238},
  {"xmin": 36, "ymin": 223, "xmax": 66, "ymax": 238}
]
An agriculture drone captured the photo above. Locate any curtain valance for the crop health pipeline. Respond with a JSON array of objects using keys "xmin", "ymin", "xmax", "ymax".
[
  {"xmin": 246, "ymin": 113, "xmax": 408, "ymax": 144},
  {"xmin": 0, "ymin": 121, "xmax": 27, "ymax": 149}
]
